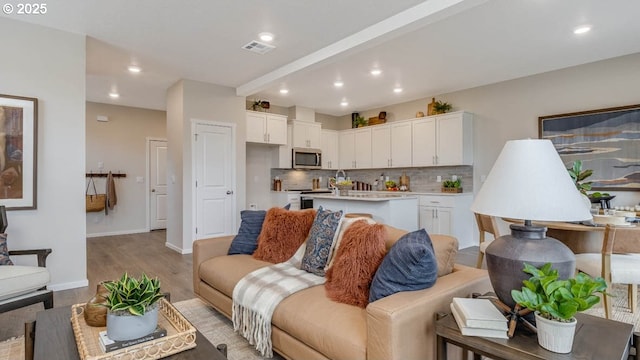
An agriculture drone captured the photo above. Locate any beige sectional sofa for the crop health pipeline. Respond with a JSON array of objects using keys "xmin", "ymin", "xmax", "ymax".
[{"xmin": 193, "ymin": 225, "xmax": 491, "ymax": 360}]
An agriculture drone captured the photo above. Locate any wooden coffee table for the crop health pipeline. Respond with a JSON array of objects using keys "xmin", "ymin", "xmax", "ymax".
[
  {"xmin": 436, "ymin": 311, "xmax": 634, "ymax": 360},
  {"xmin": 31, "ymin": 305, "xmax": 227, "ymax": 360}
]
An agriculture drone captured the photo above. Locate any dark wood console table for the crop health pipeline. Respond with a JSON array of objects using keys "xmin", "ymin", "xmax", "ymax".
[{"xmin": 436, "ymin": 311, "xmax": 634, "ymax": 360}]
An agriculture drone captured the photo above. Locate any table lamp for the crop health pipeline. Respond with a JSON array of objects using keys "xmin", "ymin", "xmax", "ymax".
[{"xmin": 471, "ymin": 139, "xmax": 592, "ymax": 310}]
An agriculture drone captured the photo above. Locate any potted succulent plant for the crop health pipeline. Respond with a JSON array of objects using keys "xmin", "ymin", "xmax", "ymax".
[
  {"xmin": 441, "ymin": 178, "xmax": 462, "ymax": 193},
  {"xmin": 103, "ymin": 273, "xmax": 164, "ymax": 341},
  {"xmin": 511, "ymin": 263, "xmax": 607, "ymax": 353}
]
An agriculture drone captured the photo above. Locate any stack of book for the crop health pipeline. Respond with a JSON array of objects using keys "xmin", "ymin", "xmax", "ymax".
[
  {"xmin": 450, "ymin": 297, "xmax": 508, "ymax": 339},
  {"xmin": 98, "ymin": 326, "xmax": 167, "ymax": 353}
]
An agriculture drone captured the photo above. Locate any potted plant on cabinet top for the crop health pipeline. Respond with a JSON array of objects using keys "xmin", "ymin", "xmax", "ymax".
[
  {"xmin": 103, "ymin": 273, "xmax": 164, "ymax": 341},
  {"xmin": 511, "ymin": 263, "xmax": 607, "ymax": 354}
]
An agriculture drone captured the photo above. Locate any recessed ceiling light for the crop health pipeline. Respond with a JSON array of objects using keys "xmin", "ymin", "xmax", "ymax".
[
  {"xmin": 370, "ymin": 69, "xmax": 382, "ymax": 76},
  {"xmin": 334, "ymin": 81, "xmax": 344, "ymax": 87},
  {"xmin": 259, "ymin": 32, "xmax": 274, "ymax": 42},
  {"xmin": 340, "ymin": 101, "xmax": 349, "ymax": 106},
  {"xmin": 574, "ymin": 26, "xmax": 591, "ymax": 35},
  {"xmin": 109, "ymin": 92, "xmax": 120, "ymax": 99},
  {"xmin": 127, "ymin": 65, "xmax": 141, "ymax": 73},
  {"xmin": 279, "ymin": 89, "xmax": 289, "ymax": 94},
  {"xmin": 393, "ymin": 87, "xmax": 403, "ymax": 93}
]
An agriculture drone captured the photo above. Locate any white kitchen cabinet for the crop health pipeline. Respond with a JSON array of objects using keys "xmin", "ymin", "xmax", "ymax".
[
  {"xmin": 390, "ymin": 121, "xmax": 412, "ymax": 167},
  {"xmin": 372, "ymin": 122, "xmax": 413, "ymax": 168},
  {"xmin": 371, "ymin": 125, "xmax": 391, "ymax": 168},
  {"xmin": 354, "ymin": 128, "xmax": 372, "ymax": 169},
  {"xmin": 321, "ymin": 129, "xmax": 339, "ymax": 170},
  {"xmin": 246, "ymin": 111, "xmax": 287, "ymax": 145},
  {"xmin": 291, "ymin": 120, "xmax": 321, "ymax": 149},
  {"xmin": 412, "ymin": 111, "xmax": 473, "ymax": 166},
  {"xmin": 418, "ymin": 193, "xmax": 475, "ymax": 249},
  {"xmin": 339, "ymin": 128, "xmax": 372, "ymax": 169}
]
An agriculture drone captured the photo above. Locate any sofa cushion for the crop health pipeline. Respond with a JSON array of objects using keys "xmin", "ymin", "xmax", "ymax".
[
  {"xmin": 199, "ymin": 254, "xmax": 272, "ymax": 298},
  {"xmin": 0, "ymin": 265, "xmax": 50, "ymax": 300},
  {"xmin": 0, "ymin": 234, "xmax": 13, "ymax": 266},
  {"xmin": 272, "ymin": 285, "xmax": 367, "ymax": 360},
  {"xmin": 325, "ymin": 220, "xmax": 386, "ymax": 308},
  {"xmin": 325, "ymin": 217, "xmax": 376, "ymax": 271},
  {"xmin": 431, "ymin": 234, "xmax": 459, "ymax": 277},
  {"xmin": 253, "ymin": 207, "xmax": 316, "ymax": 263},
  {"xmin": 369, "ymin": 229, "xmax": 438, "ymax": 302},
  {"xmin": 300, "ymin": 206, "xmax": 343, "ymax": 276},
  {"xmin": 228, "ymin": 210, "xmax": 266, "ymax": 255}
]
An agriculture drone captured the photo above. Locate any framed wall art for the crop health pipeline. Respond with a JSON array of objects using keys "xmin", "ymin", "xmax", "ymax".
[
  {"xmin": 539, "ymin": 104, "xmax": 640, "ymax": 191},
  {"xmin": 0, "ymin": 94, "xmax": 37, "ymax": 209}
]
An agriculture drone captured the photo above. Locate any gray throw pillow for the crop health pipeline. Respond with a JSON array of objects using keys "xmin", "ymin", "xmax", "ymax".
[{"xmin": 0, "ymin": 233, "xmax": 13, "ymax": 265}]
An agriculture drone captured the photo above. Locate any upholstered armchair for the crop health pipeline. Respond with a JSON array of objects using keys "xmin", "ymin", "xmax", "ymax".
[{"xmin": 0, "ymin": 248, "xmax": 53, "ymax": 313}]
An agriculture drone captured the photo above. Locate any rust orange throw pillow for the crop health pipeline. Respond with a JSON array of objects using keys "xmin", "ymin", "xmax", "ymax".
[
  {"xmin": 253, "ymin": 207, "xmax": 316, "ymax": 263},
  {"xmin": 325, "ymin": 220, "xmax": 387, "ymax": 308}
]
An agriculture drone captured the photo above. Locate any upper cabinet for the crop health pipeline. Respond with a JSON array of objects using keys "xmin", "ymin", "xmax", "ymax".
[
  {"xmin": 246, "ymin": 111, "xmax": 287, "ymax": 145},
  {"xmin": 339, "ymin": 128, "xmax": 372, "ymax": 169},
  {"xmin": 371, "ymin": 121, "xmax": 413, "ymax": 168},
  {"xmin": 291, "ymin": 120, "xmax": 322, "ymax": 149},
  {"xmin": 321, "ymin": 129, "xmax": 339, "ymax": 170},
  {"xmin": 412, "ymin": 111, "xmax": 473, "ymax": 166}
]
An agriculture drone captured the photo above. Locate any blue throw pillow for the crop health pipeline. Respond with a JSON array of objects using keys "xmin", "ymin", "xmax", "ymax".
[
  {"xmin": 369, "ymin": 229, "xmax": 438, "ymax": 302},
  {"xmin": 228, "ymin": 210, "xmax": 267, "ymax": 255},
  {"xmin": 300, "ymin": 206, "xmax": 343, "ymax": 276}
]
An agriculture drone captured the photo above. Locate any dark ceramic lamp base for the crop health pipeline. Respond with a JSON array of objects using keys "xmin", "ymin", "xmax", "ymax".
[{"xmin": 485, "ymin": 222, "xmax": 576, "ymax": 310}]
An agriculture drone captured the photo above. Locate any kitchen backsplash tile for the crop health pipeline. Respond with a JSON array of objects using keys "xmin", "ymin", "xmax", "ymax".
[{"xmin": 271, "ymin": 166, "xmax": 473, "ymax": 193}]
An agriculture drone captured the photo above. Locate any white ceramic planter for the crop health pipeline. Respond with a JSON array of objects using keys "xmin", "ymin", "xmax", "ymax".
[
  {"xmin": 534, "ymin": 312, "xmax": 577, "ymax": 353},
  {"xmin": 106, "ymin": 304, "xmax": 159, "ymax": 341}
]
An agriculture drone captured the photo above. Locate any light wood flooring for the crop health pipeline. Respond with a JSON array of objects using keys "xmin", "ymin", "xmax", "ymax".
[{"xmin": 0, "ymin": 230, "xmax": 481, "ymax": 340}]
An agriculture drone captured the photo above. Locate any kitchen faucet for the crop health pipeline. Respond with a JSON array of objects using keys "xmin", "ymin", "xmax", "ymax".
[{"xmin": 335, "ymin": 169, "xmax": 346, "ymax": 181}]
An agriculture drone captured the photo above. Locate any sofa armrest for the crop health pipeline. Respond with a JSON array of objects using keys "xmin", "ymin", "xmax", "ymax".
[
  {"xmin": 192, "ymin": 236, "xmax": 235, "ymax": 295},
  {"xmin": 8, "ymin": 249, "xmax": 52, "ymax": 267},
  {"xmin": 366, "ymin": 264, "xmax": 491, "ymax": 360}
]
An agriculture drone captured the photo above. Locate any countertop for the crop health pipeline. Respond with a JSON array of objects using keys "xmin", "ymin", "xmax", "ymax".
[
  {"xmin": 303, "ymin": 193, "xmax": 418, "ymax": 202},
  {"xmin": 272, "ymin": 190, "xmax": 472, "ymax": 196}
]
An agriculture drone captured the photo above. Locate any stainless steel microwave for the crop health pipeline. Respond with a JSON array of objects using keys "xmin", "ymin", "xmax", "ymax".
[{"xmin": 292, "ymin": 148, "xmax": 322, "ymax": 169}]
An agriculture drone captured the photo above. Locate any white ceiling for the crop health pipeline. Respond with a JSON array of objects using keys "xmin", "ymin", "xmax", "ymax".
[{"xmin": 3, "ymin": 0, "xmax": 640, "ymax": 116}]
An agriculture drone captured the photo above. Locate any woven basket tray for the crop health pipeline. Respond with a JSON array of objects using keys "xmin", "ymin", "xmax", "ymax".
[
  {"xmin": 441, "ymin": 187, "xmax": 463, "ymax": 193},
  {"xmin": 71, "ymin": 298, "xmax": 196, "ymax": 360}
]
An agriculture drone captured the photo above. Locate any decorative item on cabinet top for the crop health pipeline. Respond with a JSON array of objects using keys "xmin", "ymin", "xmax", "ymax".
[
  {"xmin": 427, "ymin": 98, "xmax": 453, "ymax": 115},
  {"xmin": 251, "ymin": 99, "xmax": 270, "ymax": 111}
]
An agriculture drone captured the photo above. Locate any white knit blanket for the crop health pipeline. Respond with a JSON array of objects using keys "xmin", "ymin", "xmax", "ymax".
[{"xmin": 232, "ymin": 243, "xmax": 325, "ymax": 358}]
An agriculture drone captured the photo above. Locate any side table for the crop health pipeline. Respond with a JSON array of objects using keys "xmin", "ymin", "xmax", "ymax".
[{"xmin": 436, "ymin": 312, "xmax": 634, "ymax": 360}]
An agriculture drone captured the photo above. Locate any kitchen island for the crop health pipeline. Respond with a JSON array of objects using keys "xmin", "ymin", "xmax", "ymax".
[{"xmin": 305, "ymin": 193, "xmax": 418, "ymax": 231}]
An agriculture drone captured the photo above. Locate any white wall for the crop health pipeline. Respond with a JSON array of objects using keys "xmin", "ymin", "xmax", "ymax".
[
  {"xmin": 0, "ymin": 18, "xmax": 87, "ymax": 290},
  {"xmin": 85, "ymin": 102, "xmax": 166, "ymax": 236},
  {"xmin": 166, "ymin": 80, "xmax": 246, "ymax": 253}
]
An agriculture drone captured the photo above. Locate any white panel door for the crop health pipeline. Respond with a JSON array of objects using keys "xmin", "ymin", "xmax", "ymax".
[
  {"xmin": 195, "ymin": 123, "xmax": 235, "ymax": 240},
  {"xmin": 149, "ymin": 139, "xmax": 167, "ymax": 230}
]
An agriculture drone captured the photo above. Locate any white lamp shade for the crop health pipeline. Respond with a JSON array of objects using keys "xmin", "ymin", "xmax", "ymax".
[{"xmin": 471, "ymin": 139, "xmax": 592, "ymax": 222}]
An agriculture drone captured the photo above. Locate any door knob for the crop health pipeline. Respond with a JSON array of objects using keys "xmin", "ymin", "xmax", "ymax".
[
  {"xmin": 151, "ymin": 189, "xmax": 156, "ymax": 192},
  {"xmin": 226, "ymin": 190, "xmax": 234, "ymax": 195}
]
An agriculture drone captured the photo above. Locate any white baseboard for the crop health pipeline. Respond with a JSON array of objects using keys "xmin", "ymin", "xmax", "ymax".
[
  {"xmin": 49, "ymin": 279, "xmax": 89, "ymax": 291},
  {"xmin": 165, "ymin": 242, "xmax": 192, "ymax": 255},
  {"xmin": 87, "ymin": 228, "xmax": 149, "ymax": 238}
]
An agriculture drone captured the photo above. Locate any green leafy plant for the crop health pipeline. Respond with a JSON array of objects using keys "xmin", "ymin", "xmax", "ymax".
[
  {"xmin": 567, "ymin": 160, "xmax": 593, "ymax": 195},
  {"xmin": 103, "ymin": 273, "xmax": 164, "ymax": 316},
  {"xmin": 442, "ymin": 179, "xmax": 461, "ymax": 188},
  {"xmin": 433, "ymin": 101, "xmax": 452, "ymax": 114},
  {"xmin": 511, "ymin": 263, "xmax": 607, "ymax": 322},
  {"xmin": 355, "ymin": 115, "xmax": 367, "ymax": 127}
]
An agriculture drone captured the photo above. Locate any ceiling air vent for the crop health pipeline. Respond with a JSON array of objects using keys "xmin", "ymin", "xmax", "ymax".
[{"xmin": 242, "ymin": 40, "xmax": 275, "ymax": 55}]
